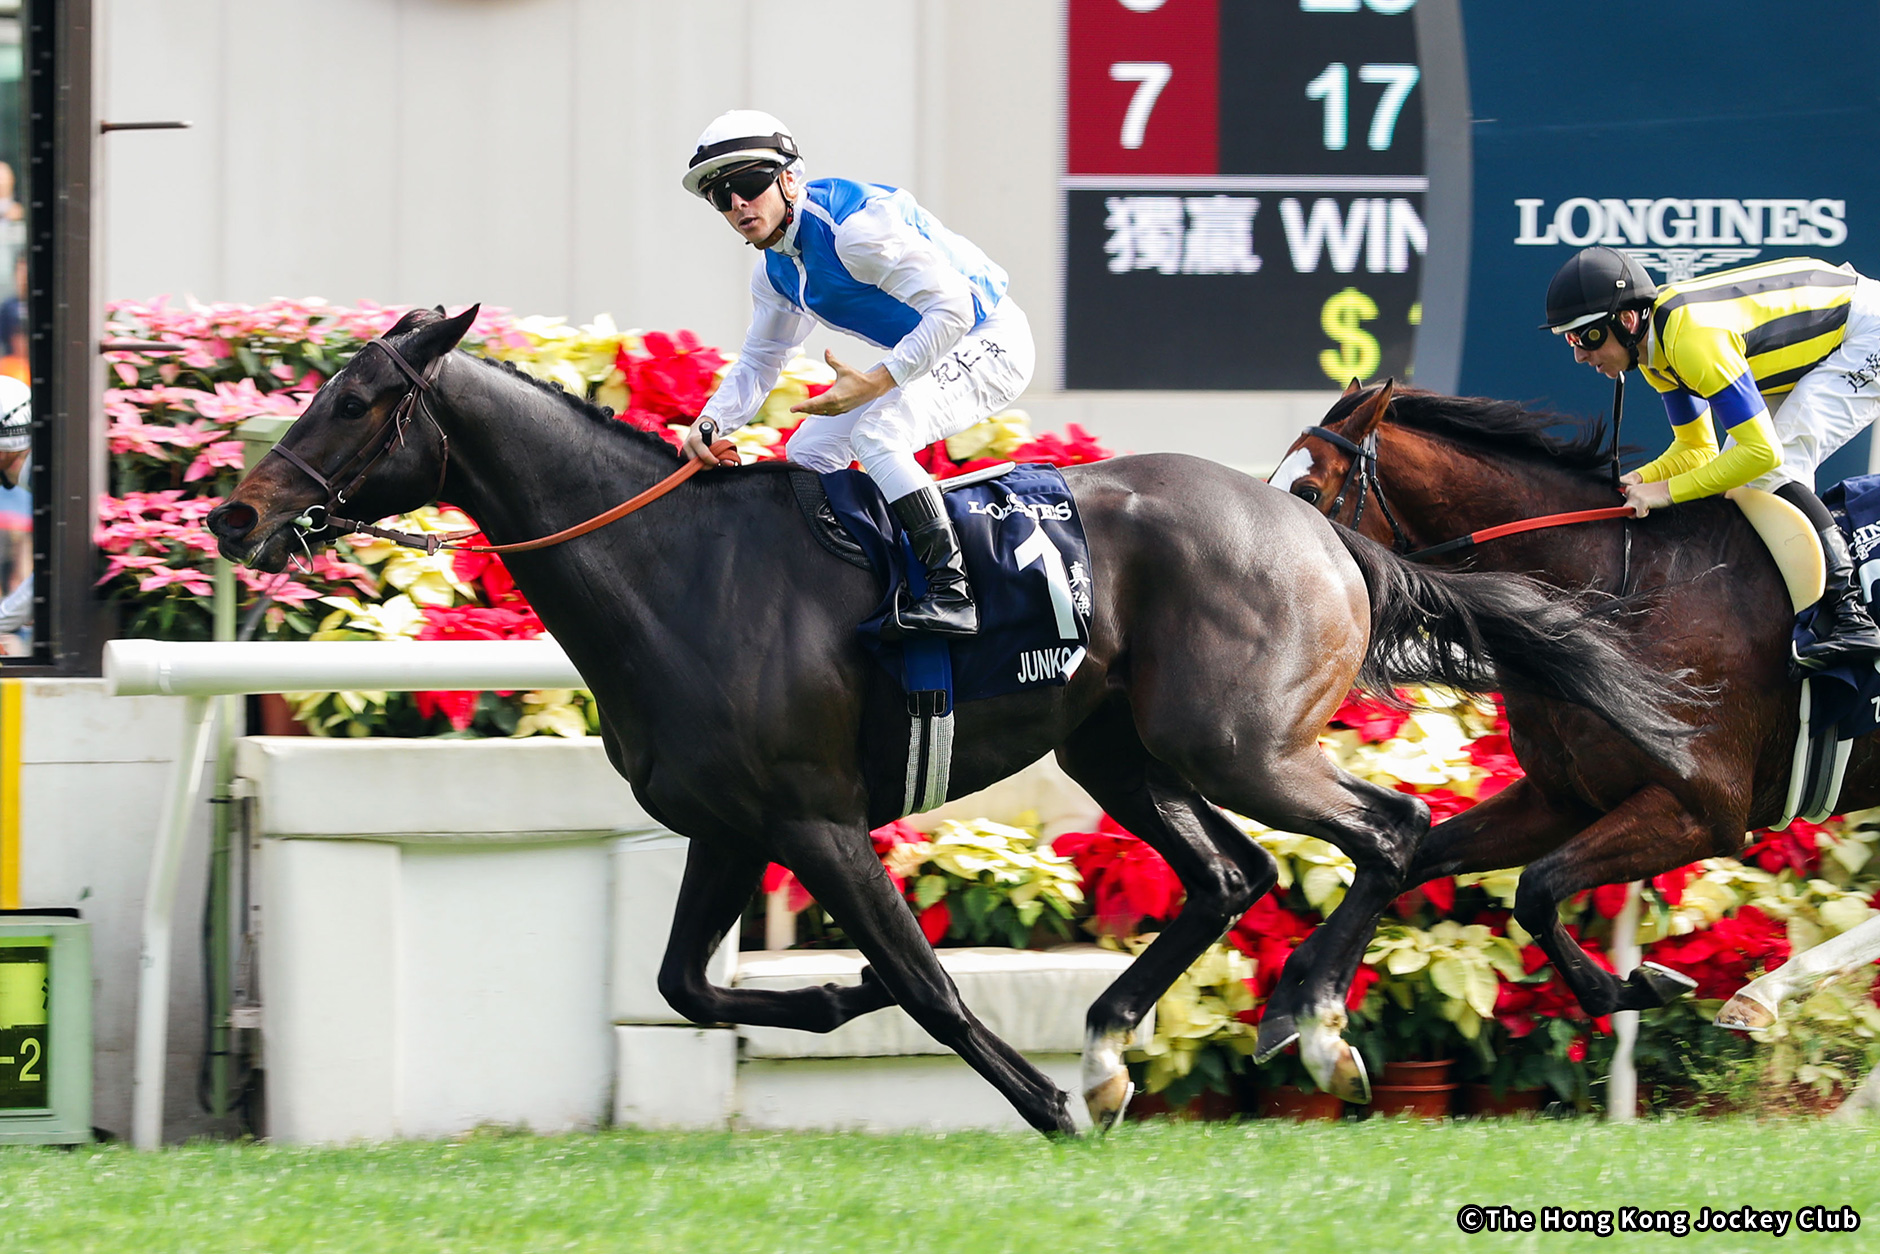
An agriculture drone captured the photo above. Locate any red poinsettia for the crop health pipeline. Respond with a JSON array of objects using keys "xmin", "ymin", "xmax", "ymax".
[
  {"xmin": 1391, "ymin": 873, "xmax": 1458, "ymax": 919},
  {"xmin": 411, "ymin": 603, "xmax": 544, "ymax": 730},
  {"xmin": 449, "ymin": 538, "xmax": 523, "ymax": 605},
  {"xmin": 1051, "ymin": 816, "xmax": 1183, "ymax": 937},
  {"xmin": 615, "ymin": 330, "xmax": 727, "ymax": 430},
  {"xmin": 1644, "ymin": 905, "xmax": 1791, "ymax": 1001},
  {"xmin": 1739, "ymin": 818, "xmax": 1831, "ymax": 877},
  {"xmin": 1329, "ymin": 691, "xmax": 1411, "ymax": 741},
  {"xmin": 762, "ymin": 819, "xmax": 933, "ymax": 921},
  {"xmin": 1464, "ymin": 721, "xmax": 1524, "ymax": 799},
  {"xmin": 1001, "ymin": 423, "xmax": 1113, "ymax": 467},
  {"xmin": 1494, "ymin": 941, "xmax": 1613, "ymax": 1038}
]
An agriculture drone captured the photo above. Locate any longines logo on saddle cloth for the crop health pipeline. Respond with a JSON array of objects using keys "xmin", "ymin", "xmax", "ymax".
[
  {"xmin": 818, "ymin": 462, "xmax": 1094, "ymax": 704},
  {"xmin": 812, "ymin": 462, "xmax": 1093, "ymax": 817}
]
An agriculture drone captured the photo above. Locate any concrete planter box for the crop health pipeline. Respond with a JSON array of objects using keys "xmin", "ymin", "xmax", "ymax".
[{"xmin": 230, "ymin": 738, "xmax": 1118, "ymax": 1142}]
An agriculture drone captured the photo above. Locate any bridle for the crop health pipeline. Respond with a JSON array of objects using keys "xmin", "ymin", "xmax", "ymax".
[
  {"xmin": 266, "ymin": 337, "xmax": 450, "ymax": 539},
  {"xmin": 1301, "ymin": 424, "xmax": 1411, "ymax": 554},
  {"xmin": 262, "ymin": 334, "xmax": 736, "ymax": 558},
  {"xmin": 1299, "ymin": 420, "xmax": 1635, "ymax": 574}
]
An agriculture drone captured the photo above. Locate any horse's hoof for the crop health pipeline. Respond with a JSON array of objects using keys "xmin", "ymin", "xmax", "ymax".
[
  {"xmin": 1327, "ymin": 1041, "xmax": 1371, "ymax": 1105},
  {"xmin": 1084, "ymin": 1070, "xmax": 1135, "ymax": 1132},
  {"xmin": 1633, "ymin": 961, "xmax": 1698, "ymax": 1005},
  {"xmin": 1253, "ymin": 1019, "xmax": 1299, "ymax": 1065},
  {"xmin": 1716, "ymin": 991, "xmax": 1778, "ymax": 1032}
]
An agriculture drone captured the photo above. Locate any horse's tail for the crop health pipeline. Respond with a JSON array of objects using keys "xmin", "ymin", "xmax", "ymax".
[{"xmin": 1332, "ymin": 525, "xmax": 1697, "ymax": 776}]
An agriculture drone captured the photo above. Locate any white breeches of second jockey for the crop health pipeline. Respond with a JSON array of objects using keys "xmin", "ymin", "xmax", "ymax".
[
  {"xmin": 786, "ymin": 300, "xmax": 1035, "ymax": 502},
  {"xmin": 1750, "ymin": 276, "xmax": 1880, "ymax": 490}
]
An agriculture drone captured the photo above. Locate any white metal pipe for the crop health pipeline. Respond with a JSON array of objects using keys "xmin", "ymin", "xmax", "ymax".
[
  {"xmin": 119, "ymin": 639, "xmax": 584, "ymax": 1149},
  {"xmin": 132, "ymin": 695, "xmax": 217, "ymax": 1150},
  {"xmin": 104, "ymin": 638, "xmax": 583, "ymax": 697},
  {"xmin": 1606, "ymin": 880, "xmax": 1643, "ymax": 1123}
]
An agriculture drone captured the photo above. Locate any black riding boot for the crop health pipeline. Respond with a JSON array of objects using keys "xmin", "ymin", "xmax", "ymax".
[
  {"xmin": 890, "ymin": 485, "xmax": 979, "ymax": 637},
  {"xmin": 1796, "ymin": 522, "xmax": 1880, "ymax": 668},
  {"xmin": 1773, "ymin": 480, "xmax": 1880, "ymax": 670}
]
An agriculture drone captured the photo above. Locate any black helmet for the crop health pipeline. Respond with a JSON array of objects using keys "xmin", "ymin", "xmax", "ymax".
[{"xmin": 1542, "ymin": 246, "xmax": 1658, "ymax": 332}]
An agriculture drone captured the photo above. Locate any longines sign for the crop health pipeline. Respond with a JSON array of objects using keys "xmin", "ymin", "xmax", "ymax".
[{"xmin": 1509, "ymin": 196, "xmax": 1848, "ymax": 283}]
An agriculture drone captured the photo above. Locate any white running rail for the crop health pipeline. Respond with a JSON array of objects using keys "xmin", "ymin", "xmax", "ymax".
[{"xmin": 103, "ymin": 639, "xmax": 584, "ymax": 1150}]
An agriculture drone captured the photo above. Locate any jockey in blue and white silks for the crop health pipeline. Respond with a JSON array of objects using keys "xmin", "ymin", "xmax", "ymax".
[{"xmin": 681, "ymin": 110, "xmax": 1035, "ymax": 637}]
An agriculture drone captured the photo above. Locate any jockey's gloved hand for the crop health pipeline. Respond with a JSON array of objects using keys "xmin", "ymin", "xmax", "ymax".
[{"xmin": 682, "ymin": 418, "xmax": 740, "ymax": 469}]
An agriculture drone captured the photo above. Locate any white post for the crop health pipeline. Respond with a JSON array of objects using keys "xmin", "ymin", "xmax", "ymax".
[
  {"xmin": 765, "ymin": 887, "xmax": 797, "ymax": 952},
  {"xmin": 131, "ymin": 695, "xmax": 217, "ymax": 1150},
  {"xmin": 1606, "ymin": 880, "xmax": 1643, "ymax": 1123}
]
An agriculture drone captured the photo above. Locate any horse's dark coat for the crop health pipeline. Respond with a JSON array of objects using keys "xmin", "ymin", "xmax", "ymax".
[{"xmin": 208, "ymin": 313, "xmax": 1695, "ymax": 1130}]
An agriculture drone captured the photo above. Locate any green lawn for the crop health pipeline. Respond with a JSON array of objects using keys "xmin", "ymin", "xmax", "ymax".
[{"xmin": 1, "ymin": 1119, "xmax": 1875, "ymax": 1253}]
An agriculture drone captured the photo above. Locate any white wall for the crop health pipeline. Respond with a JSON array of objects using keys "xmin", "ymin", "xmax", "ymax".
[{"xmin": 99, "ymin": 0, "xmax": 1333, "ymax": 471}]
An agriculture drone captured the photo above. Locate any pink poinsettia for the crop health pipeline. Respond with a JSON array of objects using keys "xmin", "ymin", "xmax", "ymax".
[{"xmin": 184, "ymin": 441, "xmax": 247, "ymax": 482}]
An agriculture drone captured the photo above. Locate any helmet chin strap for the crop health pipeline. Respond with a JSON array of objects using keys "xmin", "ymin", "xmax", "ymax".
[{"xmin": 753, "ymin": 190, "xmax": 797, "ymax": 250}]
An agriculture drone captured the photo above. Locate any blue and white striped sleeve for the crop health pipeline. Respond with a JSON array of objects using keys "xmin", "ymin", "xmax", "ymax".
[
  {"xmin": 835, "ymin": 202, "xmax": 977, "ymax": 387},
  {"xmin": 698, "ymin": 262, "xmax": 814, "ymax": 433}
]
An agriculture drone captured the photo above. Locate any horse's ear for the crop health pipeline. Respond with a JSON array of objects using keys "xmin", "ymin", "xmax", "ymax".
[
  {"xmin": 1343, "ymin": 377, "xmax": 1364, "ymax": 396},
  {"xmin": 402, "ymin": 303, "xmax": 480, "ymax": 365},
  {"xmin": 432, "ymin": 304, "xmax": 447, "ymax": 316},
  {"xmin": 1342, "ymin": 377, "xmax": 1396, "ymax": 441}
]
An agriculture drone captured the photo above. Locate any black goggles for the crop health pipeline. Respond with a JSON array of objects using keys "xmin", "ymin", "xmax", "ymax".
[
  {"xmin": 703, "ymin": 165, "xmax": 782, "ymax": 212},
  {"xmin": 1564, "ymin": 318, "xmax": 1615, "ymax": 350}
]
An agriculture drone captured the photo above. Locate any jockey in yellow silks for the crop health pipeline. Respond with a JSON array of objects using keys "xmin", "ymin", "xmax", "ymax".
[{"xmin": 1546, "ymin": 246, "xmax": 1880, "ymax": 669}]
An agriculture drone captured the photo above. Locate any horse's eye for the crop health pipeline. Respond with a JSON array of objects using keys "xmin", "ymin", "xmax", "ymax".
[
  {"xmin": 1293, "ymin": 485, "xmax": 1322, "ymax": 506},
  {"xmin": 339, "ymin": 395, "xmax": 368, "ymax": 420}
]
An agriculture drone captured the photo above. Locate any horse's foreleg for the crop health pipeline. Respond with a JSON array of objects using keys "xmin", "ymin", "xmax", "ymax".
[
  {"xmin": 1512, "ymin": 784, "xmax": 1717, "ymax": 1018},
  {"xmin": 1058, "ymin": 726, "xmax": 1273, "ymax": 1129},
  {"xmin": 656, "ymin": 839, "xmax": 896, "ymax": 1032},
  {"xmin": 780, "ymin": 819, "xmax": 1079, "ymax": 1137},
  {"xmin": 1719, "ymin": 912, "xmax": 1880, "ymax": 1031}
]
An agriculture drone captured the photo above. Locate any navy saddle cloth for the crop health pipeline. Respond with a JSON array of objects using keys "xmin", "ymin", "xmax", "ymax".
[
  {"xmin": 1798, "ymin": 473, "xmax": 1880, "ymax": 740},
  {"xmin": 819, "ymin": 464, "xmax": 1094, "ymax": 704}
]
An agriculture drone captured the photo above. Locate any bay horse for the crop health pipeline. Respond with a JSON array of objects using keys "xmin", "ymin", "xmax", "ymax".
[
  {"xmin": 206, "ymin": 308, "xmax": 1691, "ymax": 1131},
  {"xmin": 1272, "ymin": 379, "xmax": 1877, "ymax": 1037}
]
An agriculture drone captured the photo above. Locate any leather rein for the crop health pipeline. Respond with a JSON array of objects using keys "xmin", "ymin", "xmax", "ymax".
[
  {"xmin": 268, "ymin": 337, "xmax": 734, "ymax": 557},
  {"xmin": 1302, "ymin": 423, "xmax": 1634, "ymax": 564}
]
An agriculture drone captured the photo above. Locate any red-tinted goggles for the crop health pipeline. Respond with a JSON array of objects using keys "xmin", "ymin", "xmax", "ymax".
[
  {"xmin": 704, "ymin": 165, "xmax": 781, "ymax": 212},
  {"xmin": 1564, "ymin": 319, "xmax": 1614, "ymax": 350}
]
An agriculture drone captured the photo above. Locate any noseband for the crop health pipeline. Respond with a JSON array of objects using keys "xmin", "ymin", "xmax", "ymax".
[
  {"xmin": 265, "ymin": 337, "xmax": 450, "ymax": 536},
  {"xmin": 1302, "ymin": 424, "xmax": 1411, "ymax": 553}
]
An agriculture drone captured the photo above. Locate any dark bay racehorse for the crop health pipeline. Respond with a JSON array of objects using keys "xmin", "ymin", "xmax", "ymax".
[
  {"xmin": 208, "ymin": 309, "xmax": 1691, "ymax": 1131},
  {"xmin": 1273, "ymin": 380, "xmax": 1863, "ymax": 1028}
]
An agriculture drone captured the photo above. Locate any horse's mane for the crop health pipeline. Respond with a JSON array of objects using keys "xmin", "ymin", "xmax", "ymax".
[
  {"xmin": 1326, "ymin": 385, "xmax": 1617, "ymax": 475},
  {"xmin": 459, "ymin": 350, "xmax": 794, "ymax": 477}
]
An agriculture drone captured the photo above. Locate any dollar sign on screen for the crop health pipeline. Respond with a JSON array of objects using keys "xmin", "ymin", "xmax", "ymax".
[{"xmin": 1319, "ymin": 287, "xmax": 1380, "ymax": 385}]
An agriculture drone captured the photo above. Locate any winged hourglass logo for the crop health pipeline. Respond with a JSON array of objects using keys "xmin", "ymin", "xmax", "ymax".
[{"xmin": 1619, "ymin": 248, "xmax": 1763, "ymax": 284}]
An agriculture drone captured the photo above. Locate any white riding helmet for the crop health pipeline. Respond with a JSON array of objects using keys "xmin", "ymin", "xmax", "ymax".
[
  {"xmin": 681, "ymin": 110, "xmax": 801, "ymax": 198},
  {"xmin": 0, "ymin": 375, "xmax": 29, "ymax": 454}
]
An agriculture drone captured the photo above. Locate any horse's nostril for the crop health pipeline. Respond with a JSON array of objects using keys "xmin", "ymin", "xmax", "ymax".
[{"xmin": 212, "ymin": 502, "xmax": 258, "ymax": 538}]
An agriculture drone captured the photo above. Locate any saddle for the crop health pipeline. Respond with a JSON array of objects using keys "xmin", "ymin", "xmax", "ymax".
[
  {"xmin": 790, "ymin": 462, "xmax": 1094, "ymax": 818},
  {"xmin": 1762, "ymin": 479, "xmax": 1866, "ymax": 825}
]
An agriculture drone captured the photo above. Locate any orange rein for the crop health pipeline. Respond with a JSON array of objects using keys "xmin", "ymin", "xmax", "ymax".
[
  {"xmin": 331, "ymin": 438, "xmax": 739, "ymax": 557},
  {"xmin": 1404, "ymin": 505, "xmax": 1635, "ymax": 561}
]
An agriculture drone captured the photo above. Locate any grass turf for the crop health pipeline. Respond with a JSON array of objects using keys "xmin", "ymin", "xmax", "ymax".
[{"xmin": 1, "ymin": 1118, "xmax": 1876, "ymax": 1252}]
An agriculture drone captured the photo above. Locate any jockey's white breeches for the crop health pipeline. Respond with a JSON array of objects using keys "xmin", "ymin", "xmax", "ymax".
[{"xmin": 786, "ymin": 300, "xmax": 1035, "ymax": 502}]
